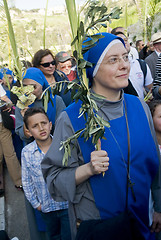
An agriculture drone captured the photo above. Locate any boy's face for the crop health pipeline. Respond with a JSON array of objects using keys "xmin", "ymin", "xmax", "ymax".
[{"xmin": 26, "ymin": 113, "xmax": 52, "ymax": 142}]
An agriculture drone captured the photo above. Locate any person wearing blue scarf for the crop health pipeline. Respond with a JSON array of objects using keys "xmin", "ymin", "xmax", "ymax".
[
  {"xmin": 1, "ymin": 68, "xmax": 15, "ymax": 99},
  {"xmin": 41, "ymin": 33, "xmax": 161, "ymax": 240},
  {"xmin": 15, "ymin": 67, "xmax": 65, "ymax": 143}
]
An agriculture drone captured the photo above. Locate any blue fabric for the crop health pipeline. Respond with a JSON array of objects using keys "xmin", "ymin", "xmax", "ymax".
[
  {"xmin": 83, "ymin": 32, "xmax": 125, "ymax": 86},
  {"xmin": 4, "ymin": 68, "xmax": 13, "ymax": 76},
  {"xmin": 34, "ymin": 209, "xmax": 46, "ymax": 231},
  {"xmin": 41, "ymin": 209, "xmax": 71, "ymax": 240},
  {"xmin": 29, "ymin": 94, "xmax": 56, "ymax": 126},
  {"xmin": 1, "ymin": 68, "xmax": 14, "ymax": 81},
  {"xmin": 23, "ymin": 67, "xmax": 49, "ymax": 91},
  {"xmin": 12, "ymin": 131, "xmax": 23, "ymax": 161},
  {"xmin": 65, "ymin": 94, "xmax": 159, "ymax": 240},
  {"xmin": 0, "ymin": 72, "xmax": 3, "ymax": 79}
]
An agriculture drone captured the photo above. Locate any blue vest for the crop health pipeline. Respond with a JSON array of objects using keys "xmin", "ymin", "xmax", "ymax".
[
  {"xmin": 29, "ymin": 94, "xmax": 56, "ymax": 125},
  {"xmin": 65, "ymin": 94, "xmax": 159, "ymax": 240}
]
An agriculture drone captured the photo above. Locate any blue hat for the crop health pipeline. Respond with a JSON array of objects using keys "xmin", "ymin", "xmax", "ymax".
[
  {"xmin": 5, "ymin": 68, "xmax": 13, "ymax": 76},
  {"xmin": 83, "ymin": 32, "xmax": 125, "ymax": 86},
  {"xmin": 23, "ymin": 67, "xmax": 49, "ymax": 91},
  {"xmin": 1, "ymin": 67, "xmax": 14, "ymax": 80},
  {"xmin": 0, "ymin": 72, "xmax": 3, "ymax": 80}
]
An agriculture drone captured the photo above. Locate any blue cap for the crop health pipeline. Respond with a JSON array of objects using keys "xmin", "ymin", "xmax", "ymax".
[
  {"xmin": 83, "ymin": 32, "xmax": 125, "ymax": 86},
  {"xmin": 23, "ymin": 67, "xmax": 49, "ymax": 91},
  {"xmin": 1, "ymin": 67, "xmax": 13, "ymax": 76}
]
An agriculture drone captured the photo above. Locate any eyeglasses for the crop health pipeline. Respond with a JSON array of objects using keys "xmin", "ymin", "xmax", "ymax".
[
  {"xmin": 40, "ymin": 60, "xmax": 56, "ymax": 68},
  {"xmin": 101, "ymin": 54, "xmax": 129, "ymax": 65}
]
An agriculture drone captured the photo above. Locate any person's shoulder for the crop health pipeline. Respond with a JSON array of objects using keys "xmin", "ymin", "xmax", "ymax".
[
  {"xmin": 54, "ymin": 70, "xmax": 68, "ymax": 81},
  {"xmin": 55, "ymin": 95, "xmax": 66, "ymax": 109},
  {"xmin": 22, "ymin": 140, "xmax": 36, "ymax": 153},
  {"xmin": 55, "ymin": 94, "xmax": 64, "ymax": 102},
  {"xmin": 145, "ymin": 51, "xmax": 156, "ymax": 61}
]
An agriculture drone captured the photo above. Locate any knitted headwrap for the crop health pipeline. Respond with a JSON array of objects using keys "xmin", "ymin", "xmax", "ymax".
[
  {"xmin": 83, "ymin": 32, "xmax": 125, "ymax": 86},
  {"xmin": 23, "ymin": 67, "xmax": 49, "ymax": 91}
]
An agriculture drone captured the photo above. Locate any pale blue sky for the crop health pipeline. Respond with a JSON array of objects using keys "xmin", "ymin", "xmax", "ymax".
[{"xmin": 15, "ymin": 0, "xmax": 85, "ymax": 10}]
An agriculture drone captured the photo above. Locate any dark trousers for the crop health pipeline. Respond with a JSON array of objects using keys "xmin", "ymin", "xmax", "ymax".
[
  {"xmin": 41, "ymin": 209, "xmax": 71, "ymax": 240},
  {"xmin": 0, "ymin": 230, "xmax": 10, "ymax": 240}
]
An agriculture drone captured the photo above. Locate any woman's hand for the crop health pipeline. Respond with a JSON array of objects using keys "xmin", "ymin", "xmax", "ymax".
[
  {"xmin": 90, "ymin": 149, "xmax": 109, "ymax": 175},
  {"xmin": 20, "ymin": 107, "xmax": 29, "ymax": 117},
  {"xmin": 75, "ymin": 139, "xmax": 109, "ymax": 185},
  {"xmin": 151, "ymin": 212, "xmax": 161, "ymax": 233}
]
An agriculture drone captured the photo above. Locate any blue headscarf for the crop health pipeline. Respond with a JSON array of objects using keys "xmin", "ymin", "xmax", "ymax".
[
  {"xmin": 23, "ymin": 67, "xmax": 49, "ymax": 91},
  {"xmin": 5, "ymin": 68, "xmax": 13, "ymax": 76},
  {"xmin": 83, "ymin": 32, "xmax": 125, "ymax": 86},
  {"xmin": 23, "ymin": 67, "xmax": 56, "ymax": 125},
  {"xmin": 1, "ymin": 67, "xmax": 14, "ymax": 81}
]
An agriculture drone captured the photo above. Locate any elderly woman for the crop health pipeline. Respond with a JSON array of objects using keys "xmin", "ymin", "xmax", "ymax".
[
  {"xmin": 41, "ymin": 33, "xmax": 161, "ymax": 240},
  {"xmin": 32, "ymin": 49, "xmax": 72, "ymax": 106}
]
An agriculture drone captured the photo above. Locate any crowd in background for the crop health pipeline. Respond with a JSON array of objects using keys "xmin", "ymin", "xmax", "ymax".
[{"xmin": 0, "ymin": 27, "xmax": 161, "ymax": 240}]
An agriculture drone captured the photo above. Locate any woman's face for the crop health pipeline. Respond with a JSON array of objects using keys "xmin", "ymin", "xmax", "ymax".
[
  {"xmin": 3, "ymin": 74, "xmax": 13, "ymax": 86},
  {"xmin": 39, "ymin": 54, "xmax": 55, "ymax": 76},
  {"xmin": 153, "ymin": 105, "xmax": 161, "ymax": 134},
  {"xmin": 23, "ymin": 78, "xmax": 43, "ymax": 99},
  {"xmin": 93, "ymin": 43, "xmax": 130, "ymax": 99}
]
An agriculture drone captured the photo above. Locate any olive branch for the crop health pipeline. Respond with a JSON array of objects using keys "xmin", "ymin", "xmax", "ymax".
[{"xmin": 41, "ymin": 0, "xmax": 121, "ymax": 165}]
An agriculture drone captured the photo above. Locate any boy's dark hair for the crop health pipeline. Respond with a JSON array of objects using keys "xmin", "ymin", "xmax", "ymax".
[
  {"xmin": 113, "ymin": 31, "xmax": 127, "ymax": 38},
  {"xmin": 148, "ymin": 99, "xmax": 161, "ymax": 117},
  {"xmin": 111, "ymin": 27, "xmax": 124, "ymax": 35},
  {"xmin": 23, "ymin": 107, "xmax": 49, "ymax": 129},
  {"xmin": 32, "ymin": 49, "xmax": 55, "ymax": 67}
]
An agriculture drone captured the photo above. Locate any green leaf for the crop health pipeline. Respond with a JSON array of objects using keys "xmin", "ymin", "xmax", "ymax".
[
  {"xmin": 89, "ymin": 127, "xmax": 102, "ymax": 136},
  {"xmin": 71, "ymin": 35, "xmax": 78, "ymax": 46},
  {"xmin": 43, "ymin": 91, "xmax": 49, "ymax": 112},
  {"xmin": 79, "ymin": 21, "xmax": 84, "ymax": 36},
  {"xmin": 73, "ymin": 50, "xmax": 78, "ymax": 60},
  {"xmin": 100, "ymin": 23, "xmax": 107, "ymax": 28}
]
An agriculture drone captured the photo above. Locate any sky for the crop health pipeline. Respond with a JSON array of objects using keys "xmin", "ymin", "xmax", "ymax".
[{"xmin": 15, "ymin": 0, "xmax": 85, "ymax": 10}]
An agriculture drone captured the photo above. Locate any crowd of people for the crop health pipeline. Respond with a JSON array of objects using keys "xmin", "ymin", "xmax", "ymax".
[{"xmin": 0, "ymin": 26, "xmax": 161, "ymax": 240}]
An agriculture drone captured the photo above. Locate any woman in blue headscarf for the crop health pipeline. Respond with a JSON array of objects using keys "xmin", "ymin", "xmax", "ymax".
[
  {"xmin": 1, "ymin": 68, "xmax": 15, "ymax": 98},
  {"xmin": 15, "ymin": 67, "xmax": 65, "ymax": 144},
  {"xmin": 41, "ymin": 33, "xmax": 161, "ymax": 240}
]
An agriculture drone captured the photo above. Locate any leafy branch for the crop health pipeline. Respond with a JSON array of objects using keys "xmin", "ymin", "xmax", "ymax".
[{"xmin": 42, "ymin": 0, "xmax": 121, "ymax": 165}]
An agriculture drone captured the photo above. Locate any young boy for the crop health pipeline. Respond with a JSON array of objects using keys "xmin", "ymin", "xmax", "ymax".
[{"xmin": 21, "ymin": 107, "xmax": 71, "ymax": 240}]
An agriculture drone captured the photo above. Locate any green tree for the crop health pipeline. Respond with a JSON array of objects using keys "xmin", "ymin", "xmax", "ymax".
[{"xmin": 134, "ymin": 0, "xmax": 161, "ymax": 40}]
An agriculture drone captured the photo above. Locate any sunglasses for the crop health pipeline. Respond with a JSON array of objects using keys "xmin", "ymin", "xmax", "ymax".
[{"xmin": 40, "ymin": 60, "xmax": 56, "ymax": 68}]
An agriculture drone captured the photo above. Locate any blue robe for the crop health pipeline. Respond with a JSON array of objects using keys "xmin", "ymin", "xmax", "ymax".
[{"xmin": 66, "ymin": 94, "xmax": 159, "ymax": 240}]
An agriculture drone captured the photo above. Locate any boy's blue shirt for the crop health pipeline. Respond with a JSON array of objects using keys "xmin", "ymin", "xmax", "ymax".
[{"xmin": 21, "ymin": 139, "xmax": 68, "ymax": 212}]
